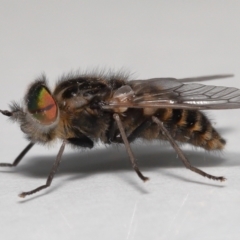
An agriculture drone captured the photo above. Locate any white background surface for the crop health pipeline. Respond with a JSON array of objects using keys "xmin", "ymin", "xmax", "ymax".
[{"xmin": 1, "ymin": 1, "xmax": 240, "ymax": 240}]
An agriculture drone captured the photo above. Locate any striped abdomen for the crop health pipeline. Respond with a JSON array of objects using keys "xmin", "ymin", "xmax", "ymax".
[
  {"xmin": 149, "ymin": 109, "xmax": 226, "ymax": 150},
  {"xmin": 159, "ymin": 109, "xmax": 226, "ymax": 150}
]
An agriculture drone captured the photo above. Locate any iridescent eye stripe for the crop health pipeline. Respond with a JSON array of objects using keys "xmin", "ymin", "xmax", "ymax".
[{"xmin": 28, "ymin": 86, "xmax": 57, "ymax": 124}]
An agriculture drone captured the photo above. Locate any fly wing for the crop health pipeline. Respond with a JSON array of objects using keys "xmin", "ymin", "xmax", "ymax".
[
  {"xmin": 177, "ymin": 74, "xmax": 234, "ymax": 83},
  {"xmin": 103, "ymin": 78, "xmax": 240, "ymax": 110}
]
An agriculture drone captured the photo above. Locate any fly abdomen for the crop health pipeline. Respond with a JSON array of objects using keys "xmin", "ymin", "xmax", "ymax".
[{"xmin": 158, "ymin": 109, "xmax": 226, "ymax": 150}]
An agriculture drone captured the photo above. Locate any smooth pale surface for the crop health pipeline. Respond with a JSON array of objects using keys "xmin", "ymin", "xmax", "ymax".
[{"xmin": 0, "ymin": 1, "xmax": 240, "ymax": 240}]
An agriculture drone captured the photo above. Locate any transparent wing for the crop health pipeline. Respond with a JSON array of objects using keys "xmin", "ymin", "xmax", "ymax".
[
  {"xmin": 177, "ymin": 74, "xmax": 234, "ymax": 83},
  {"xmin": 103, "ymin": 77, "xmax": 240, "ymax": 110}
]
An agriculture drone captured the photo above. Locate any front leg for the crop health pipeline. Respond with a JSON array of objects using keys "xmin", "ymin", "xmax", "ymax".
[
  {"xmin": 0, "ymin": 110, "xmax": 35, "ymax": 167},
  {"xmin": 19, "ymin": 140, "xmax": 66, "ymax": 198},
  {"xmin": 0, "ymin": 142, "xmax": 35, "ymax": 167}
]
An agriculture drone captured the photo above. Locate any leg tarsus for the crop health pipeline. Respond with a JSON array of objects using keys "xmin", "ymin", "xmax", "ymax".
[
  {"xmin": 0, "ymin": 142, "xmax": 35, "ymax": 167},
  {"xmin": 19, "ymin": 184, "xmax": 49, "ymax": 198},
  {"xmin": 19, "ymin": 140, "xmax": 66, "ymax": 198}
]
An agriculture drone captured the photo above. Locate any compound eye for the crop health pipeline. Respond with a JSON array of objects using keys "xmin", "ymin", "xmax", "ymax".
[{"xmin": 27, "ymin": 84, "xmax": 58, "ymax": 125}]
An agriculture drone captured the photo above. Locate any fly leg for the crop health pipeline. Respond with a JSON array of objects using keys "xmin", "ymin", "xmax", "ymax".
[
  {"xmin": 113, "ymin": 114, "xmax": 149, "ymax": 182},
  {"xmin": 0, "ymin": 110, "xmax": 35, "ymax": 167},
  {"xmin": 19, "ymin": 140, "xmax": 66, "ymax": 198},
  {"xmin": 152, "ymin": 116, "xmax": 226, "ymax": 181},
  {"xmin": 109, "ymin": 119, "xmax": 152, "ymax": 143},
  {"xmin": 0, "ymin": 142, "xmax": 35, "ymax": 167},
  {"xmin": 125, "ymin": 119, "xmax": 152, "ymax": 143}
]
